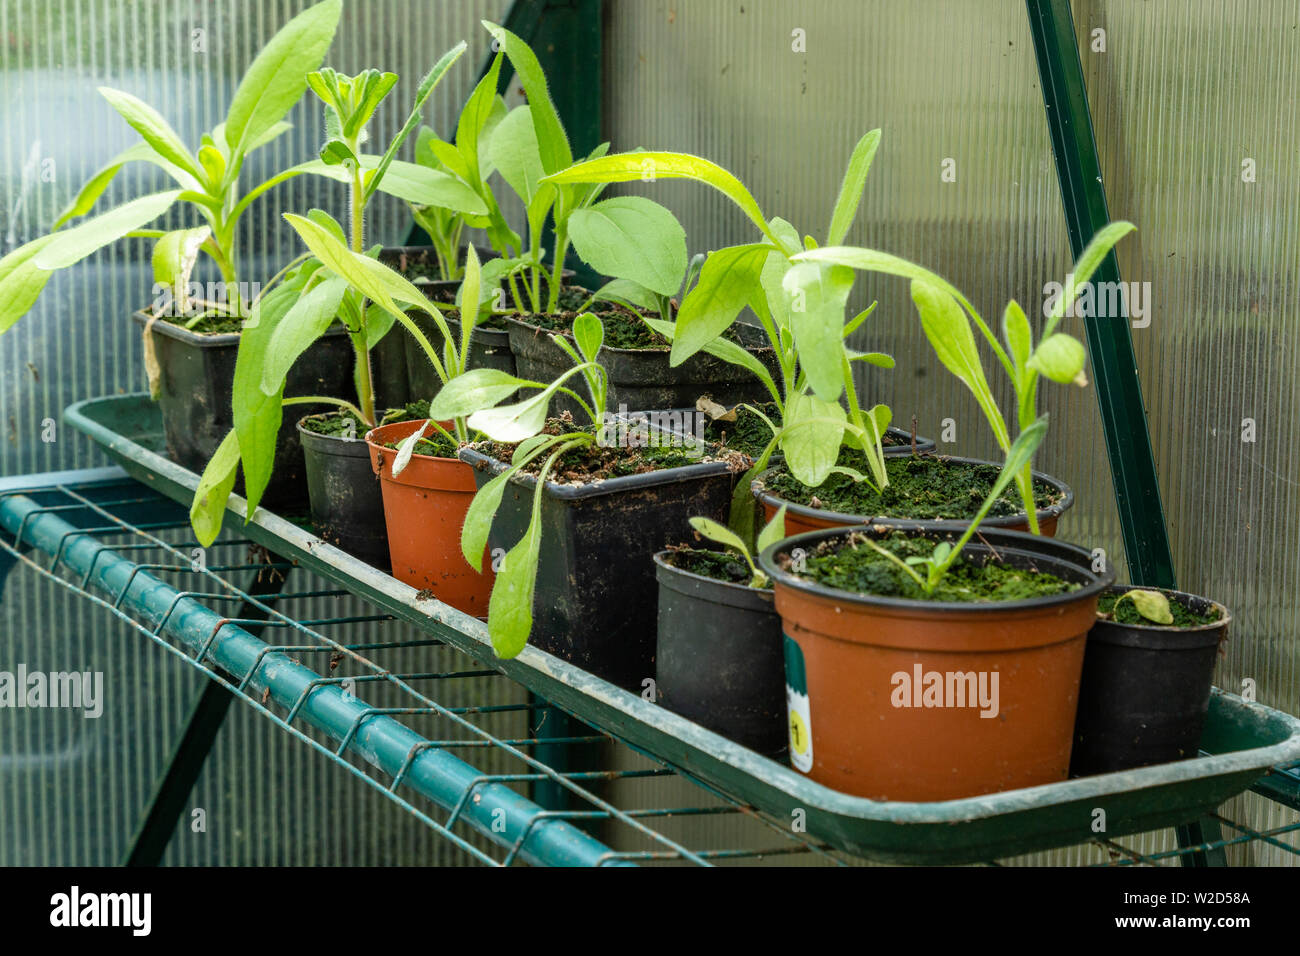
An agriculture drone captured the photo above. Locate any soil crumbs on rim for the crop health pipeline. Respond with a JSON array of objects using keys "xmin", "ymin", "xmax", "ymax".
[
  {"xmin": 1098, "ymin": 591, "xmax": 1223, "ymax": 627},
  {"xmin": 764, "ymin": 450, "xmax": 1062, "ymax": 520},
  {"xmin": 783, "ymin": 530, "xmax": 1079, "ymax": 603},
  {"xmin": 472, "ymin": 416, "xmax": 746, "ymax": 484},
  {"xmin": 664, "ymin": 546, "xmax": 773, "ymax": 589}
]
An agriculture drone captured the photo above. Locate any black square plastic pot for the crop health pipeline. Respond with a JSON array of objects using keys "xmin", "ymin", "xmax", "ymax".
[
  {"xmin": 459, "ymin": 445, "xmax": 739, "ymax": 690},
  {"xmin": 654, "ymin": 551, "xmax": 787, "ymax": 757},
  {"xmin": 134, "ymin": 311, "xmax": 355, "ymax": 509},
  {"xmin": 507, "ymin": 318, "xmax": 781, "ymax": 419},
  {"xmin": 297, "ymin": 416, "xmax": 390, "ymax": 572}
]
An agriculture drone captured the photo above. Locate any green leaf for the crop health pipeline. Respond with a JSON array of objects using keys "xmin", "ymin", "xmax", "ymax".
[
  {"xmin": 755, "ymin": 503, "xmax": 788, "ymax": 554},
  {"xmin": 456, "ymin": 51, "xmax": 505, "ymax": 191},
  {"xmin": 365, "ymin": 42, "xmax": 468, "ymax": 201},
  {"xmin": 1003, "ymin": 299, "xmax": 1032, "ymax": 371},
  {"xmin": 318, "ymin": 138, "xmax": 358, "ymax": 167},
  {"xmin": 589, "ymin": 278, "xmax": 661, "ymax": 312},
  {"xmin": 782, "ymin": 393, "xmax": 847, "ymax": 487},
  {"xmin": 482, "ymin": 21, "xmax": 573, "ymax": 174},
  {"xmin": 488, "ymin": 105, "xmax": 545, "ymax": 206},
  {"xmin": 260, "ymin": 277, "xmax": 348, "ymax": 395},
  {"xmin": 299, "ymin": 156, "xmax": 488, "ymax": 213},
  {"xmin": 233, "ymin": 284, "xmax": 298, "ymax": 511},
  {"xmin": 572, "ymin": 312, "xmax": 603, "ymax": 363},
  {"xmin": 542, "ymin": 151, "xmax": 769, "ymax": 239},
  {"xmin": 1123, "ymin": 589, "xmax": 1175, "ymax": 625},
  {"xmin": 306, "ymin": 208, "xmax": 348, "ymax": 246},
  {"xmin": 151, "ymin": 226, "xmax": 211, "ymax": 293},
  {"xmin": 1027, "ymin": 333, "xmax": 1088, "ymax": 386},
  {"xmin": 826, "ymin": 129, "xmax": 880, "ymax": 245},
  {"xmin": 429, "ymin": 368, "xmax": 541, "ymax": 420},
  {"xmin": 670, "ymin": 243, "xmax": 769, "ymax": 365},
  {"xmin": 0, "ymin": 236, "xmax": 56, "ymax": 333},
  {"xmin": 782, "ymin": 262, "xmax": 855, "ymax": 402},
  {"xmin": 488, "ymin": 489, "xmax": 544, "ymax": 659},
  {"xmin": 52, "ymin": 142, "xmax": 189, "ymax": 228},
  {"xmin": 467, "ymin": 365, "xmax": 591, "ymax": 442},
  {"xmin": 567, "ymin": 196, "xmax": 687, "ymax": 297},
  {"xmin": 1049, "ymin": 221, "xmax": 1137, "ymax": 322},
  {"xmin": 689, "ymin": 516, "xmax": 752, "ymax": 558},
  {"xmin": 34, "ymin": 190, "xmax": 181, "ymax": 270},
  {"xmin": 847, "ymin": 349, "xmax": 894, "ymax": 368},
  {"xmin": 909, "ymin": 278, "xmax": 998, "ymax": 418},
  {"xmin": 189, "ymin": 429, "xmax": 240, "ymax": 548},
  {"xmin": 461, "ymin": 464, "xmax": 515, "ymax": 572},
  {"xmin": 364, "ymin": 302, "xmax": 397, "ymax": 349},
  {"xmin": 641, "ymin": 315, "xmax": 779, "ymax": 400},
  {"xmin": 224, "ymin": 0, "xmax": 342, "ymax": 154},
  {"xmin": 98, "ymin": 87, "xmax": 204, "ymax": 181}
]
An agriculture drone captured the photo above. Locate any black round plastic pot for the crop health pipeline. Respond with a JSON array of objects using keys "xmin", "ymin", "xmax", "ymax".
[
  {"xmin": 508, "ymin": 318, "xmax": 781, "ymax": 419},
  {"xmin": 135, "ymin": 311, "xmax": 354, "ymax": 509},
  {"xmin": 459, "ymin": 444, "xmax": 739, "ymax": 690},
  {"xmin": 1070, "ymin": 586, "xmax": 1230, "ymax": 776},
  {"xmin": 751, "ymin": 454, "xmax": 1074, "ymax": 539},
  {"xmin": 297, "ymin": 416, "xmax": 390, "ymax": 572},
  {"xmin": 654, "ymin": 551, "xmax": 786, "ymax": 758}
]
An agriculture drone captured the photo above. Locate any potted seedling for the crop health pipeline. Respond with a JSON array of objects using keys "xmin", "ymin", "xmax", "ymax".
[
  {"xmin": 187, "ymin": 46, "xmax": 484, "ymax": 566},
  {"xmin": 1071, "ymin": 586, "xmax": 1230, "ymax": 776},
  {"xmin": 426, "ymin": 311, "xmax": 746, "ymax": 688},
  {"xmin": 758, "ymin": 418, "xmax": 1115, "ymax": 801},
  {"xmin": 654, "ymin": 506, "xmax": 789, "ymax": 757},
  {"xmin": 0, "ymin": 0, "xmax": 348, "ymax": 500},
  {"xmin": 461, "ymin": 21, "xmax": 777, "ymax": 417}
]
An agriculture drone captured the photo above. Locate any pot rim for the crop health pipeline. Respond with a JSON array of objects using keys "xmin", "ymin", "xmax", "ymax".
[
  {"xmin": 758, "ymin": 524, "xmax": 1114, "ymax": 614},
  {"xmin": 1095, "ymin": 584, "xmax": 1232, "ymax": 633},
  {"xmin": 653, "ymin": 549, "xmax": 776, "ymax": 611},
  {"xmin": 133, "ymin": 307, "xmax": 350, "ymax": 346},
  {"xmin": 458, "ymin": 442, "xmax": 740, "ymax": 500},
  {"xmin": 362, "ymin": 418, "xmax": 459, "ymax": 464},
  {"xmin": 750, "ymin": 454, "xmax": 1074, "ymax": 529},
  {"xmin": 504, "ymin": 314, "xmax": 777, "ymax": 357}
]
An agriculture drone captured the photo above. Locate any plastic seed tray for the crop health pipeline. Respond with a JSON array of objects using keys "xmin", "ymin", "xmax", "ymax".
[{"xmin": 42, "ymin": 392, "xmax": 1300, "ymax": 865}]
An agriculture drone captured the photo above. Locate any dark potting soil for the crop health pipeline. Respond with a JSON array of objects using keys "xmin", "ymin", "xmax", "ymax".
[
  {"xmin": 519, "ymin": 305, "xmax": 666, "ymax": 349},
  {"xmin": 764, "ymin": 450, "xmax": 1060, "ymax": 520},
  {"xmin": 299, "ymin": 410, "xmax": 369, "ymax": 437},
  {"xmin": 700, "ymin": 403, "xmax": 910, "ymax": 459},
  {"xmin": 664, "ymin": 546, "xmax": 774, "ymax": 589},
  {"xmin": 473, "ymin": 417, "xmax": 746, "ymax": 484},
  {"xmin": 787, "ymin": 530, "xmax": 1078, "ymax": 603},
  {"xmin": 1097, "ymin": 591, "xmax": 1223, "ymax": 628},
  {"xmin": 157, "ymin": 312, "xmax": 246, "ymax": 335},
  {"xmin": 374, "ymin": 401, "xmax": 460, "ymax": 457},
  {"xmin": 380, "ymin": 400, "xmax": 431, "ymax": 425}
]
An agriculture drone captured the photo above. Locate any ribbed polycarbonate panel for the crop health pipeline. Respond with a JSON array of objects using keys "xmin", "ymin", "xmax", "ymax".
[
  {"xmin": 0, "ymin": 0, "xmax": 514, "ymax": 866},
  {"xmin": 602, "ymin": 0, "xmax": 1299, "ymax": 863}
]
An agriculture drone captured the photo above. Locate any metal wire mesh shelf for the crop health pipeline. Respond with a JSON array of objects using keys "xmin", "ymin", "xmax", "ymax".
[{"xmin": 3, "ymin": 465, "xmax": 1298, "ymax": 866}]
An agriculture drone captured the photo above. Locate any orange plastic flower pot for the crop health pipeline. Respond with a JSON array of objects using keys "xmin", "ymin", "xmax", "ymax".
[
  {"xmin": 365, "ymin": 420, "xmax": 493, "ymax": 616},
  {"xmin": 758, "ymin": 525, "xmax": 1112, "ymax": 802}
]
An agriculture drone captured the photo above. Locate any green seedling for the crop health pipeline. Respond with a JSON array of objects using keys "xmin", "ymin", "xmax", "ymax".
[
  {"xmin": 789, "ymin": 220, "xmax": 1137, "ymax": 533},
  {"xmin": 189, "ymin": 45, "xmax": 490, "ymax": 545},
  {"xmin": 1106, "ymin": 589, "xmax": 1175, "ymax": 625},
  {"xmin": 687, "ymin": 505, "xmax": 788, "ymax": 588},
  {"xmin": 0, "ymin": 0, "xmax": 345, "ymax": 333},
  {"xmin": 541, "ymin": 132, "xmax": 895, "ymax": 540}
]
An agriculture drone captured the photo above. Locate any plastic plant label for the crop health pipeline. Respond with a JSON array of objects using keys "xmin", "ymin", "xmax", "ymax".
[{"xmin": 784, "ymin": 635, "xmax": 813, "ymax": 773}]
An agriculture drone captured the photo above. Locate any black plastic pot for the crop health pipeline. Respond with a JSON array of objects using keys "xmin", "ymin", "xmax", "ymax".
[
  {"xmin": 508, "ymin": 318, "xmax": 781, "ymax": 418},
  {"xmin": 1070, "ymin": 586, "xmax": 1230, "ymax": 776},
  {"xmin": 297, "ymin": 416, "xmax": 390, "ymax": 572},
  {"xmin": 459, "ymin": 445, "xmax": 739, "ymax": 690},
  {"xmin": 135, "ymin": 311, "xmax": 355, "ymax": 509},
  {"xmin": 654, "ymin": 551, "xmax": 787, "ymax": 757},
  {"xmin": 405, "ymin": 314, "xmax": 515, "ymax": 403}
]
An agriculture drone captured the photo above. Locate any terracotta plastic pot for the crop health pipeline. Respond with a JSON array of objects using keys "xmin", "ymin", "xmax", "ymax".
[
  {"xmin": 758, "ymin": 525, "xmax": 1113, "ymax": 801},
  {"xmin": 365, "ymin": 419, "xmax": 493, "ymax": 616},
  {"xmin": 751, "ymin": 454, "xmax": 1073, "ymax": 538}
]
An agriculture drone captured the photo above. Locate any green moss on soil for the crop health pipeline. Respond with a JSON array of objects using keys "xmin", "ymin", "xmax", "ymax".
[
  {"xmin": 704, "ymin": 403, "xmax": 905, "ymax": 459},
  {"xmin": 1098, "ymin": 591, "xmax": 1223, "ymax": 627},
  {"xmin": 299, "ymin": 410, "xmax": 368, "ymax": 437},
  {"xmin": 665, "ymin": 547, "xmax": 772, "ymax": 589},
  {"xmin": 793, "ymin": 531, "xmax": 1078, "ymax": 603},
  {"xmin": 158, "ymin": 313, "xmax": 245, "ymax": 335},
  {"xmin": 764, "ymin": 450, "xmax": 1059, "ymax": 521}
]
